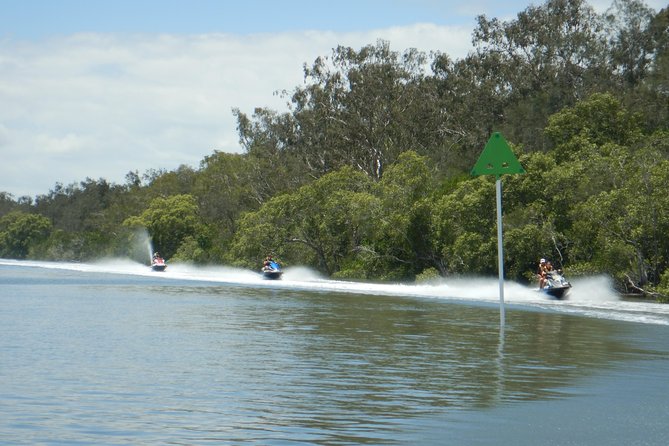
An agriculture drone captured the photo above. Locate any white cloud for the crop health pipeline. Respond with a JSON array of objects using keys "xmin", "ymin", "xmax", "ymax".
[
  {"xmin": 0, "ymin": 24, "xmax": 473, "ymax": 198},
  {"xmin": 35, "ymin": 132, "xmax": 89, "ymax": 154}
]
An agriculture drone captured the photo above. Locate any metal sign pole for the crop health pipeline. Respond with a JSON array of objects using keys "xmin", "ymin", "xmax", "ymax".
[
  {"xmin": 496, "ymin": 178, "xmax": 505, "ymax": 326},
  {"xmin": 471, "ymin": 132, "xmax": 524, "ymax": 328}
]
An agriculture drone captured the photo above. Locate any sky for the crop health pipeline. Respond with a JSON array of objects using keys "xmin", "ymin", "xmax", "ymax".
[{"xmin": 0, "ymin": 0, "xmax": 666, "ymax": 198}]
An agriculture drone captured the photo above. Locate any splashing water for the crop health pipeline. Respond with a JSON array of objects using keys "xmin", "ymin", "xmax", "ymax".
[
  {"xmin": 568, "ymin": 275, "xmax": 618, "ymax": 302},
  {"xmin": 147, "ymin": 239, "xmax": 154, "ymax": 263},
  {"xmin": 130, "ymin": 228, "xmax": 154, "ymax": 264},
  {"xmin": 1, "ymin": 258, "xmax": 668, "ymax": 325}
]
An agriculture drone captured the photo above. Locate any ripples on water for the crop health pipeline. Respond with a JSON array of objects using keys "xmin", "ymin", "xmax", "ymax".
[{"xmin": 1, "ymin": 261, "xmax": 668, "ymax": 445}]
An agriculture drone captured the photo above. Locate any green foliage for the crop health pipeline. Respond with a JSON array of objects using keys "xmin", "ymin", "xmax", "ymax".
[
  {"xmin": 431, "ymin": 178, "xmax": 496, "ymax": 274},
  {"xmin": 123, "ymin": 194, "xmax": 202, "ymax": 259},
  {"xmin": 471, "ymin": 0, "xmax": 612, "ymax": 150},
  {"xmin": 655, "ymin": 269, "xmax": 669, "ymax": 302},
  {"xmin": 415, "ymin": 267, "xmax": 441, "ymax": 283},
  {"xmin": 144, "ymin": 165, "xmax": 197, "ymax": 198},
  {"xmin": 560, "ymin": 262, "xmax": 599, "ymax": 278},
  {"xmin": 545, "ymin": 93, "xmax": 644, "ymax": 159},
  {"xmin": 0, "ymin": 192, "xmax": 21, "ymax": 217},
  {"xmin": 226, "ymin": 199, "xmax": 294, "ymax": 269},
  {"xmin": 237, "ymin": 41, "xmax": 439, "ymax": 183},
  {"xmin": 171, "ymin": 236, "xmax": 207, "ymax": 263},
  {"xmin": 0, "ymin": 212, "xmax": 52, "ymax": 259},
  {"xmin": 504, "ymin": 225, "xmax": 552, "ymax": 281},
  {"xmin": 230, "ymin": 166, "xmax": 378, "ymax": 274}
]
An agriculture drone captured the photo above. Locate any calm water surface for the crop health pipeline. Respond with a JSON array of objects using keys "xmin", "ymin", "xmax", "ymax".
[{"xmin": 1, "ymin": 262, "xmax": 668, "ymax": 445}]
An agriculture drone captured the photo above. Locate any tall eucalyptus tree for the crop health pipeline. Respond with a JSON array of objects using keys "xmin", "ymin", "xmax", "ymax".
[
  {"xmin": 234, "ymin": 40, "xmax": 434, "ymax": 183},
  {"xmin": 469, "ymin": 0, "xmax": 612, "ymax": 150}
]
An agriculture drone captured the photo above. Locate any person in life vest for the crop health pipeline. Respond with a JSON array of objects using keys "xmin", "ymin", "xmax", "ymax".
[
  {"xmin": 263, "ymin": 255, "xmax": 280, "ymax": 271},
  {"xmin": 537, "ymin": 258, "xmax": 548, "ymax": 288}
]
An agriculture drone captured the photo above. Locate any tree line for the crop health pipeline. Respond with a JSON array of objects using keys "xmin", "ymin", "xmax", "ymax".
[{"xmin": 2, "ymin": 0, "xmax": 669, "ymax": 300}]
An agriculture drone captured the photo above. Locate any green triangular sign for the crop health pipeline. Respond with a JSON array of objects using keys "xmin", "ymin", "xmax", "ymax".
[{"xmin": 471, "ymin": 132, "xmax": 525, "ymax": 177}]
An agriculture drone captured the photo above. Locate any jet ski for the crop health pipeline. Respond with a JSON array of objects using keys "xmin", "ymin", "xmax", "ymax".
[
  {"xmin": 151, "ymin": 258, "xmax": 167, "ymax": 272},
  {"xmin": 261, "ymin": 260, "xmax": 283, "ymax": 279},
  {"xmin": 540, "ymin": 270, "xmax": 571, "ymax": 299}
]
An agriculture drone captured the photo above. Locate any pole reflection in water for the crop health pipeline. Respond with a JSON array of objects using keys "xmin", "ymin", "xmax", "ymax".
[{"xmin": 495, "ymin": 324, "xmax": 505, "ymax": 406}]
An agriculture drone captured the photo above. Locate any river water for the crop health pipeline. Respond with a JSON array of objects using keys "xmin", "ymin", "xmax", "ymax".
[{"xmin": 1, "ymin": 259, "xmax": 668, "ymax": 445}]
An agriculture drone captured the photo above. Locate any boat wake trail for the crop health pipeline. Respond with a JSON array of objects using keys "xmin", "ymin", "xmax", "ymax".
[{"xmin": 2, "ymin": 258, "xmax": 668, "ymax": 326}]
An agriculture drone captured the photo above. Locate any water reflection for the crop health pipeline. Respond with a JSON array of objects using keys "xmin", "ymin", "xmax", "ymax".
[
  {"xmin": 169, "ymin": 286, "xmax": 665, "ymax": 442},
  {"xmin": 2, "ymin": 270, "xmax": 667, "ymax": 445}
]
